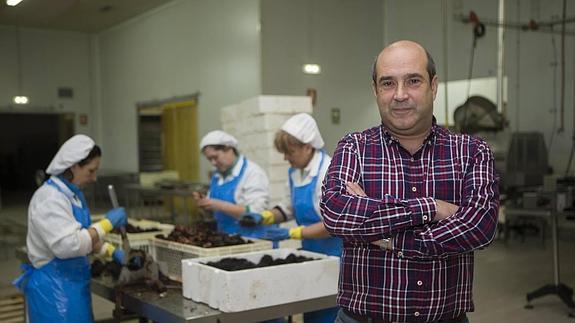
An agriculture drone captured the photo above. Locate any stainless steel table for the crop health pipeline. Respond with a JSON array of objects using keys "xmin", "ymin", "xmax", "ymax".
[{"xmin": 91, "ymin": 276, "xmax": 337, "ymax": 322}]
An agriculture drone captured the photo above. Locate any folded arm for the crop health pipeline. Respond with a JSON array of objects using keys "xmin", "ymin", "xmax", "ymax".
[
  {"xmin": 320, "ymin": 135, "xmax": 436, "ymax": 243},
  {"xmin": 394, "ymin": 142, "xmax": 499, "ymax": 259}
]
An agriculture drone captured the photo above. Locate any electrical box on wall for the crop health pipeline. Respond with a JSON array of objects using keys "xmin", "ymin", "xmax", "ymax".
[
  {"xmin": 58, "ymin": 87, "xmax": 74, "ymax": 98},
  {"xmin": 331, "ymin": 108, "xmax": 341, "ymax": 124}
]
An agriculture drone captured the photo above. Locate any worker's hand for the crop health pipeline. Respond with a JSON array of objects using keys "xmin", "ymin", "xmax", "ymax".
[
  {"xmin": 106, "ymin": 207, "xmax": 127, "ymax": 229},
  {"xmin": 261, "ymin": 226, "xmax": 303, "ymax": 241},
  {"xmin": 434, "ymin": 199, "xmax": 459, "ymax": 221},
  {"xmin": 346, "ymin": 182, "xmax": 367, "ymax": 197},
  {"xmin": 192, "ymin": 191, "xmax": 205, "ymax": 200},
  {"xmin": 112, "ymin": 248, "xmax": 125, "ymax": 265},
  {"xmin": 91, "ymin": 208, "xmax": 127, "ymax": 238},
  {"xmin": 196, "ymin": 197, "xmax": 220, "ymax": 211},
  {"xmin": 239, "ymin": 210, "xmax": 275, "ymax": 227},
  {"xmin": 92, "ymin": 240, "xmax": 103, "ymax": 253},
  {"xmin": 98, "ymin": 242, "xmax": 124, "ymax": 264}
]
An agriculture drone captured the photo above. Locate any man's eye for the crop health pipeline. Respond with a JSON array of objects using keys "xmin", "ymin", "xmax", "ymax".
[
  {"xmin": 407, "ymin": 78, "xmax": 422, "ymax": 86},
  {"xmin": 380, "ymin": 81, "xmax": 394, "ymax": 89}
]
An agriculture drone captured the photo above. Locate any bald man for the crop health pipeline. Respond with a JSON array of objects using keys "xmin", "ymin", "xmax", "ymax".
[{"xmin": 321, "ymin": 40, "xmax": 499, "ymax": 323}]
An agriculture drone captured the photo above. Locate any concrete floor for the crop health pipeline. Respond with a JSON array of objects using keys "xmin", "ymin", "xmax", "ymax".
[{"xmin": 1, "ymin": 199, "xmax": 575, "ymax": 323}]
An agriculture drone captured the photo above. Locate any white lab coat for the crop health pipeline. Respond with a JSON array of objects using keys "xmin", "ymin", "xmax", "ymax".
[
  {"xmin": 277, "ymin": 150, "xmax": 331, "ymax": 219},
  {"xmin": 209, "ymin": 155, "xmax": 270, "ymax": 213},
  {"xmin": 27, "ymin": 176, "xmax": 93, "ymax": 268}
]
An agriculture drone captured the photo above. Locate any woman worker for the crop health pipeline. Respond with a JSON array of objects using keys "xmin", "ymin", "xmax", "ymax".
[
  {"xmin": 240, "ymin": 113, "xmax": 342, "ymax": 323},
  {"xmin": 13, "ymin": 134, "xmax": 127, "ymax": 322},
  {"xmin": 194, "ymin": 130, "xmax": 270, "ymax": 235}
]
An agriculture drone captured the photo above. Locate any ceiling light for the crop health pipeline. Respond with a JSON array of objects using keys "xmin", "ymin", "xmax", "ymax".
[
  {"xmin": 6, "ymin": 0, "xmax": 24, "ymax": 6},
  {"xmin": 13, "ymin": 96, "xmax": 29, "ymax": 105},
  {"xmin": 303, "ymin": 64, "xmax": 321, "ymax": 75}
]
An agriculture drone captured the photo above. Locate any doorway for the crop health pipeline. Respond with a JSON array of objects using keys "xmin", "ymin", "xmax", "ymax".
[{"xmin": 0, "ymin": 112, "xmax": 75, "ymax": 206}]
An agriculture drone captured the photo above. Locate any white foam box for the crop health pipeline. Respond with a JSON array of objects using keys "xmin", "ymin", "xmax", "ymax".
[{"xmin": 182, "ymin": 248, "xmax": 339, "ymax": 312}]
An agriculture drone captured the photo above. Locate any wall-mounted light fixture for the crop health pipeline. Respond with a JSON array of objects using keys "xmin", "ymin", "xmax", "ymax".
[
  {"xmin": 13, "ymin": 96, "xmax": 29, "ymax": 104},
  {"xmin": 6, "ymin": 0, "xmax": 24, "ymax": 7},
  {"xmin": 303, "ymin": 63, "xmax": 321, "ymax": 75}
]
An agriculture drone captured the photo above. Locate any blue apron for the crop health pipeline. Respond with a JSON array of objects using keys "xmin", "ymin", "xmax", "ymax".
[
  {"xmin": 289, "ymin": 151, "xmax": 341, "ymax": 323},
  {"xmin": 209, "ymin": 157, "xmax": 277, "ymax": 239},
  {"xmin": 14, "ymin": 178, "xmax": 93, "ymax": 323},
  {"xmin": 209, "ymin": 157, "xmax": 249, "ymax": 234}
]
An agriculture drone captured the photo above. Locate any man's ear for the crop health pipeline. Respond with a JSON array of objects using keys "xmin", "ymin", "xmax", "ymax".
[
  {"xmin": 371, "ymin": 82, "xmax": 378, "ymax": 97},
  {"xmin": 431, "ymin": 75, "xmax": 438, "ymax": 100}
]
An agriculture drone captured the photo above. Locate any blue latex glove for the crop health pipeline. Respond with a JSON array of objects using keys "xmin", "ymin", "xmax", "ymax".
[
  {"xmin": 239, "ymin": 212, "xmax": 263, "ymax": 227},
  {"xmin": 112, "ymin": 249, "xmax": 124, "ymax": 264},
  {"xmin": 262, "ymin": 227, "xmax": 290, "ymax": 241},
  {"xmin": 106, "ymin": 207, "xmax": 127, "ymax": 229}
]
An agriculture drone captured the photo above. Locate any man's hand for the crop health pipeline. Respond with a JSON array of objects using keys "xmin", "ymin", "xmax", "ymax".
[
  {"xmin": 346, "ymin": 182, "xmax": 367, "ymax": 197},
  {"xmin": 435, "ymin": 199, "xmax": 459, "ymax": 221}
]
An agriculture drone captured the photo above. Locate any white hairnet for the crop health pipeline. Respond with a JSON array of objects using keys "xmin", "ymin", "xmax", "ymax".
[
  {"xmin": 46, "ymin": 134, "xmax": 96, "ymax": 175},
  {"xmin": 200, "ymin": 130, "xmax": 238, "ymax": 150},
  {"xmin": 281, "ymin": 113, "xmax": 324, "ymax": 149}
]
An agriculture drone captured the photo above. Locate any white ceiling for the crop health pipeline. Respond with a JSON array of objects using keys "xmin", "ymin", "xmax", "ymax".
[{"xmin": 0, "ymin": 0, "xmax": 172, "ymax": 33}]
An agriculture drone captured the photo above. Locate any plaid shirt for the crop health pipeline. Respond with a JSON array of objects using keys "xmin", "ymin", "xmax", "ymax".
[{"xmin": 320, "ymin": 122, "xmax": 499, "ymax": 322}]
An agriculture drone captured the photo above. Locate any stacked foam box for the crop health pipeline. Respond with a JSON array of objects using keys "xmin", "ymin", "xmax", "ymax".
[{"xmin": 221, "ymin": 95, "xmax": 312, "ymax": 208}]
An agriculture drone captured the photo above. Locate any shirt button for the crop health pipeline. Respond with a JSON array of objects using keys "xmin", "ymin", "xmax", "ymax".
[
  {"xmin": 397, "ymin": 251, "xmax": 403, "ymax": 257},
  {"xmin": 412, "ymin": 187, "xmax": 417, "ymax": 192},
  {"xmin": 417, "ymin": 280, "xmax": 423, "ymax": 286},
  {"xmin": 423, "ymin": 215, "xmax": 428, "ymax": 221},
  {"xmin": 414, "ymin": 311, "xmax": 420, "ymax": 317}
]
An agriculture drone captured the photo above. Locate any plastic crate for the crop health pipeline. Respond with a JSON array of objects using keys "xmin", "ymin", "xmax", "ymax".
[
  {"xmin": 104, "ymin": 219, "xmax": 174, "ymax": 254},
  {"xmin": 151, "ymin": 237, "xmax": 273, "ymax": 281}
]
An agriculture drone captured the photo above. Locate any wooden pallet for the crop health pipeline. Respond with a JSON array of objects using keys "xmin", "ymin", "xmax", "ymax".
[{"xmin": 0, "ymin": 294, "xmax": 24, "ymax": 323}]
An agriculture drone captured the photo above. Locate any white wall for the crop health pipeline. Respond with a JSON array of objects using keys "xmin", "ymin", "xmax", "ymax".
[
  {"xmin": 0, "ymin": 26, "xmax": 95, "ymax": 135},
  {"xmin": 95, "ymin": 0, "xmax": 261, "ymax": 178},
  {"xmin": 2, "ymin": 0, "xmax": 573, "ymax": 179},
  {"xmin": 260, "ymin": 0, "xmax": 385, "ymax": 154},
  {"xmin": 383, "ymin": 0, "xmax": 575, "ymax": 174}
]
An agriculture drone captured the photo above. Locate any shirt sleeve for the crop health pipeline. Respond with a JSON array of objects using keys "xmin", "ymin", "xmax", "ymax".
[
  {"xmin": 30, "ymin": 195, "xmax": 93, "ymax": 259},
  {"xmin": 393, "ymin": 141, "xmax": 499, "ymax": 259},
  {"xmin": 320, "ymin": 134, "xmax": 436, "ymax": 243},
  {"xmin": 236, "ymin": 162, "xmax": 270, "ymax": 213}
]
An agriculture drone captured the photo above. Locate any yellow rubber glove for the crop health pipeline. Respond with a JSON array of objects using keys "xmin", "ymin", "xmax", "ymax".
[
  {"xmin": 288, "ymin": 226, "xmax": 304, "ymax": 240},
  {"xmin": 260, "ymin": 210, "xmax": 276, "ymax": 225},
  {"xmin": 97, "ymin": 242, "xmax": 116, "ymax": 260},
  {"xmin": 97, "ymin": 242, "xmax": 125, "ymax": 264},
  {"xmin": 91, "ymin": 219, "xmax": 114, "ymax": 240}
]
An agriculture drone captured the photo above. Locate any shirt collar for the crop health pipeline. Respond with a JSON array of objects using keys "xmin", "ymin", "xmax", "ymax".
[
  {"xmin": 50, "ymin": 176, "xmax": 76, "ymax": 199},
  {"xmin": 301, "ymin": 149, "xmax": 322, "ymax": 177},
  {"xmin": 215, "ymin": 155, "xmax": 244, "ymax": 179},
  {"xmin": 380, "ymin": 117, "xmax": 438, "ymax": 146}
]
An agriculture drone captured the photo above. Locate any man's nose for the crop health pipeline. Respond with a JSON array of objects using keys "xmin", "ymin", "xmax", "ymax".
[{"xmin": 393, "ymin": 83, "xmax": 408, "ymax": 101}]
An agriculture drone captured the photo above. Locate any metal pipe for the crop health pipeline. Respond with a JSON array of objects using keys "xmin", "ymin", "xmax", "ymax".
[
  {"xmin": 442, "ymin": 0, "xmax": 449, "ymax": 126},
  {"xmin": 559, "ymin": 0, "xmax": 567, "ymax": 132},
  {"xmin": 497, "ymin": 0, "xmax": 506, "ymax": 116}
]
